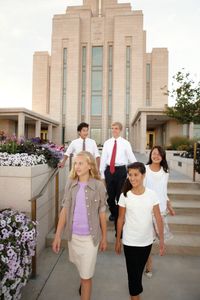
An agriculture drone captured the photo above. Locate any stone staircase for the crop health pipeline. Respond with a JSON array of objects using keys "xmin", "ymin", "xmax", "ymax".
[{"xmin": 46, "ymin": 181, "xmax": 200, "ymax": 256}]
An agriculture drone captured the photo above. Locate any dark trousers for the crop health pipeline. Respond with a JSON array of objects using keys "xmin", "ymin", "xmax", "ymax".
[
  {"xmin": 123, "ymin": 244, "xmax": 152, "ymax": 296},
  {"xmin": 105, "ymin": 165, "xmax": 127, "ymax": 228}
]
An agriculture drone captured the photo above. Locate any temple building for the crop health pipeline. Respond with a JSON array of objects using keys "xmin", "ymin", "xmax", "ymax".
[{"xmin": 30, "ymin": 0, "xmax": 191, "ymax": 151}]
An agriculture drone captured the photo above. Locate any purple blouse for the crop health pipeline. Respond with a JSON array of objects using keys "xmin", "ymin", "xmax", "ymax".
[{"xmin": 72, "ymin": 182, "xmax": 90, "ymax": 235}]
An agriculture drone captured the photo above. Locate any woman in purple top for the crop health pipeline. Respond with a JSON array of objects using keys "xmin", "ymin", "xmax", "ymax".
[{"xmin": 52, "ymin": 151, "xmax": 107, "ymax": 300}]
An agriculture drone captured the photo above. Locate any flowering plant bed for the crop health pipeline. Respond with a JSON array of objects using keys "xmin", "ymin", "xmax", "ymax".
[
  {"xmin": 0, "ymin": 133, "xmax": 64, "ymax": 168},
  {"xmin": 0, "ymin": 153, "xmax": 46, "ymax": 167},
  {"xmin": 0, "ymin": 209, "xmax": 38, "ymax": 300}
]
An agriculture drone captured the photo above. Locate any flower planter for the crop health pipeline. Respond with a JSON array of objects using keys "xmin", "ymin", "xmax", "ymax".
[{"xmin": 0, "ymin": 164, "xmax": 68, "ymax": 255}]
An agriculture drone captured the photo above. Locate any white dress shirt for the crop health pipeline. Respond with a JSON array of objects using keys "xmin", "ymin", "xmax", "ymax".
[
  {"xmin": 100, "ymin": 136, "xmax": 137, "ymax": 178},
  {"xmin": 64, "ymin": 137, "xmax": 100, "ymax": 158}
]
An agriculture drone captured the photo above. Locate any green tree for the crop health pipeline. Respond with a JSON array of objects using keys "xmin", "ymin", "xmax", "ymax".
[{"xmin": 165, "ymin": 70, "xmax": 200, "ymax": 124}]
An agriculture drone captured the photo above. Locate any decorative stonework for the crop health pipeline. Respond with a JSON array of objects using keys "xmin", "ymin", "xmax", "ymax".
[{"xmin": 91, "ymin": 17, "xmax": 104, "ymax": 44}]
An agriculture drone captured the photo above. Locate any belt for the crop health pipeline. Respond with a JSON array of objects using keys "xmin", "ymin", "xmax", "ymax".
[{"xmin": 106, "ymin": 165, "xmax": 126, "ymax": 169}]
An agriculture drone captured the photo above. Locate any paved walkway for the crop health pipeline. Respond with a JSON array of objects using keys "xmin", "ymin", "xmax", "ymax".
[
  {"xmin": 21, "ymin": 152, "xmax": 198, "ymax": 300},
  {"xmin": 22, "ymin": 248, "xmax": 200, "ymax": 300}
]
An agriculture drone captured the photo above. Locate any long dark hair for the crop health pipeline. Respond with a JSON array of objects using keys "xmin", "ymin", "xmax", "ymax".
[
  {"xmin": 146, "ymin": 145, "xmax": 169, "ymax": 173},
  {"xmin": 122, "ymin": 162, "xmax": 146, "ymax": 197}
]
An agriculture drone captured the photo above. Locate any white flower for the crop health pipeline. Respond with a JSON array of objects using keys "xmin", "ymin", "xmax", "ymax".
[{"xmin": 0, "ymin": 209, "xmax": 38, "ymax": 299}]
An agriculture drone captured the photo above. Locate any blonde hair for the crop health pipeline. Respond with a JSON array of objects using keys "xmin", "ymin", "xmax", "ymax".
[
  {"xmin": 111, "ymin": 122, "xmax": 123, "ymax": 131},
  {"xmin": 69, "ymin": 151, "xmax": 100, "ymax": 180}
]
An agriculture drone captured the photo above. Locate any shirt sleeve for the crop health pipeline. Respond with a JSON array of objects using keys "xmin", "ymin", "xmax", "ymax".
[
  {"xmin": 98, "ymin": 181, "xmax": 107, "ymax": 212},
  {"xmin": 164, "ymin": 172, "xmax": 169, "ymax": 201},
  {"xmin": 100, "ymin": 141, "xmax": 108, "ymax": 179},
  {"xmin": 118, "ymin": 193, "xmax": 126, "ymax": 207},
  {"xmin": 65, "ymin": 141, "xmax": 75, "ymax": 156},
  {"xmin": 62, "ymin": 179, "xmax": 72, "ymax": 208},
  {"xmin": 126, "ymin": 141, "xmax": 137, "ymax": 163},
  {"xmin": 93, "ymin": 140, "xmax": 100, "ymax": 158},
  {"xmin": 152, "ymin": 190, "xmax": 160, "ymax": 206}
]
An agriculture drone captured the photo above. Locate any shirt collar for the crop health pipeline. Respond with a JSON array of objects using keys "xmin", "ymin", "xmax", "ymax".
[
  {"xmin": 111, "ymin": 136, "xmax": 121, "ymax": 141},
  {"xmin": 70, "ymin": 178, "xmax": 96, "ymax": 191},
  {"xmin": 79, "ymin": 137, "xmax": 88, "ymax": 141}
]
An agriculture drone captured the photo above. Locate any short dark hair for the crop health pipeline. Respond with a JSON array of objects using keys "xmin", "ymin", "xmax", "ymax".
[
  {"xmin": 77, "ymin": 122, "xmax": 89, "ymax": 132},
  {"xmin": 122, "ymin": 162, "xmax": 146, "ymax": 196}
]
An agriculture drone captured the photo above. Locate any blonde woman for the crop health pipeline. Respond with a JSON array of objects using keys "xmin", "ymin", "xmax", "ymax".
[{"xmin": 52, "ymin": 151, "xmax": 107, "ymax": 300}]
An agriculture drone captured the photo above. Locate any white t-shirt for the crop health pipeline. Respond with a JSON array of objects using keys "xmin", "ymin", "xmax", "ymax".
[
  {"xmin": 64, "ymin": 137, "xmax": 100, "ymax": 158},
  {"xmin": 144, "ymin": 165, "xmax": 169, "ymax": 213},
  {"xmin": 118, "ymin": 188, "xmax": 159, "ymax": 247}
]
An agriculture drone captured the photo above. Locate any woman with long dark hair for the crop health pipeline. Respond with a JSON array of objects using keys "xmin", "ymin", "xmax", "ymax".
[{"xmin": 144, "ymin": 146, "xmax": 175, "ymax": 278}]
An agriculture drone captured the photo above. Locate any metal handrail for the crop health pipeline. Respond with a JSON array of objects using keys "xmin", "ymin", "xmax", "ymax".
[
  {"xmin": 29, "ymin": 166, "xmax": 60, "ymax": 278},
  {"xmin": 29, "ymin": 166, "xmax": 59, "ymax": 202}
]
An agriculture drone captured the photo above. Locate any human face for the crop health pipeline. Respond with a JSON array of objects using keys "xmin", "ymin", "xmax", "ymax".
[
  {"xmin": 111, "ymin": 125, "xmax": 121, "ymax": 139},
  {"xmin": 128, "ymin": 168, "xmax": 144, "ymax": 189},
  {"xmin": 79, "ymin": 127, "xmax": 89, "ymax": 139},
  {"xmin": 151, "ymin": 148, "xmax": 162, "ymax": 164},
  {"xmin": 74, "ymin": 155, "xmax": 90, "ymax": 179}
]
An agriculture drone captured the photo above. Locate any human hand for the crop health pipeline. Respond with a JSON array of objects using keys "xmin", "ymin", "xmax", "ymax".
[
  {"xmin": 159, "ymin": 240, "xmax": 165, "ymax": 256},
  {"xmin": 57, "ymin": 161, "xmax": 65, "ymax": 168},
  {"xmin": 115, "ymin": 240, "xmax": 122, "ymax": 255},
  {"xmin": 99, "ymin": 238, "xmax": 107, "ymax": 252},
  {"xmin": 168, "ymin": 206, "xmax": 175, "ymax": 216},
  {"xmin": 52, "ymin": 236, "xmax": 61, "ymax": 254}
]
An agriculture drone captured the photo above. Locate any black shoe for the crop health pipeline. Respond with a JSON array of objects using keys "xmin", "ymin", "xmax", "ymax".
[
  {"xmin": 79, "ymin": 285, "xmax": 81, "ymax": 296},
  {"xmin": 109, "ymin": 214, "xmax": 115, "ymax": 222}
]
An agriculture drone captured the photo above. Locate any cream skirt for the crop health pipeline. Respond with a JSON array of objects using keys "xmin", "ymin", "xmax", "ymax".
[{"xmin": 68, "ymin": 234, "xmax": 99, "ymax": 279}]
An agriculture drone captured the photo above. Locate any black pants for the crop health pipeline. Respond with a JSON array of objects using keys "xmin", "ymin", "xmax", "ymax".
[
  {"xmin": 123, "ymin": 244, "xmax": 152, "ymax": 296},
  {"xmin": 104, "ymin": 165, "xmax": 127, "ymax": 228}
]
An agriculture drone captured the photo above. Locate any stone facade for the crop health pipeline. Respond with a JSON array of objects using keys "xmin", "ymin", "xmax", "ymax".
[{"xmin": 32, "ymin": 0, "xmax": 168, "ymax": 147}]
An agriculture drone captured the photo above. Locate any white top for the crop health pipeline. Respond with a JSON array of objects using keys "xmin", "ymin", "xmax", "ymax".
[
  {"xmin": 100, "ymin": 136, "xmax": 137, "ymax": 179},
  {"xmin": 144, "ymin": 165, "xmax": 169, "ymax": 213},
  {"xmin": 64, "ymin": 137, "xmax": 100, "ymax": 158},
  {"xmin": 118, "ymin": 188, "xmax": 159, "ymax": 246}
]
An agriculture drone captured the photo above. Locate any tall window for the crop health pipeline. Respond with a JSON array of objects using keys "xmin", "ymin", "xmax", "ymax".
[
  {"xmin": 126, "ymin": 46, "xmax": 131, "ymax": 116},
  {"xmin": 62, "ymin": 48, "xmax": 67, "ymax": 117},
  {"xmin": 108, "ymin": 45, "xmax": 113, "ymax": 116},
  {"xmin": 62, "ymin": 48, "xmax": 67, "ymax": 144},
  {"xmin": 81, "ymin": 46, "xmax": 86, "ymax": 117},
  {"xmin": 146, "ymin": 63, "xmax": 151, "ymax": 106},
  {"xmin": 90, "ymin": 128, "xmax": 101, "ymax": 145},
  {"xmin": 91, "ymin": 46, "xmax": 103, "ymax": 115}
]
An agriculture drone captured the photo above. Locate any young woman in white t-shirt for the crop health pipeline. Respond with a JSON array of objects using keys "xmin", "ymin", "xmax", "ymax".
[
  {"xmin": 115, "ymin": 162, "xmax": 164, "ymax": 300},
  {"xmin": 144, "ymin": 146, "xmax": 175, "ymax": 278}
]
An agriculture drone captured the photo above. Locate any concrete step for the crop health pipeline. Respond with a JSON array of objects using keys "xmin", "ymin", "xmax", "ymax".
[
  {"xmin": 168, "ymin": 181, "xmax": 200, "ymax": 190},
  {"xmin": 172, "ymin": 200, "xmax": 200, "ymax": 215},
  {"xmin": 152, "ymin": 232, "xmax": 200, "ymax": 256},
  {"xmin": 46, "ymin": 217, "xmax": 200, "ymax": 256},
  {"xmin": 168, "ymin": 215, "xmax": 200, "ymax": 233},
  {"xmin": 168, "ymin": 189, "xmax": 200, "ymax": 201}
]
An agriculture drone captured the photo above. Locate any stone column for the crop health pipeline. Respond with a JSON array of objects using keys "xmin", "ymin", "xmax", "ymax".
[
  {"xmin": 18, "ymin": 113, "xmax": 25, "ymax": 138},
  {"xmin": 47, "ymin": 124, "xmax": 53, "ymax": 141},
  {"xmin": 35, "ymin": 120, "xmax": 41, "ymax": 138},
  {"xmin": 140, "ymin": 112, "xmax": 147, "ymax": 153}
]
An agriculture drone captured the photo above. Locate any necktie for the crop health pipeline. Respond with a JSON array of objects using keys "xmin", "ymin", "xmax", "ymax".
[
  {"xmin": 110, "ymin": 140, "xmax": 117, "ymax": 174},
  {"xmin": 82, "ymin": 139, "xmax": 86, "ymax": 151}
]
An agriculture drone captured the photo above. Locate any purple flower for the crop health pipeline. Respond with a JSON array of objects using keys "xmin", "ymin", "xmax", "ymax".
[{"xmin": 0, "ymin": 208, "xmax": 38, "ymax": 299}]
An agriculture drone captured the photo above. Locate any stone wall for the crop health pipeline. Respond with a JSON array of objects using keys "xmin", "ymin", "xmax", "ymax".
[{"xmin": 0, "ymin": 164, "xmax": 69, "ymax": 255}]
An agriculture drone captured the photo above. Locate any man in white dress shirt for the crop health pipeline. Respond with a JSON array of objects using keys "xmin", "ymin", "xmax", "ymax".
[
  {"xmin": 58, "ymin": 122, "xmax": 100, "ymax": 168},
  {"xmin": 100, "ymin": 122, "xmax": 137, "ymax": 227}
]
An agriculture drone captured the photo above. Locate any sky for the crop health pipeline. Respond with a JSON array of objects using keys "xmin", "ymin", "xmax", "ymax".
[{"xmin": 0, "ymin": 0, "xmax": 199, "ymax": 109}]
